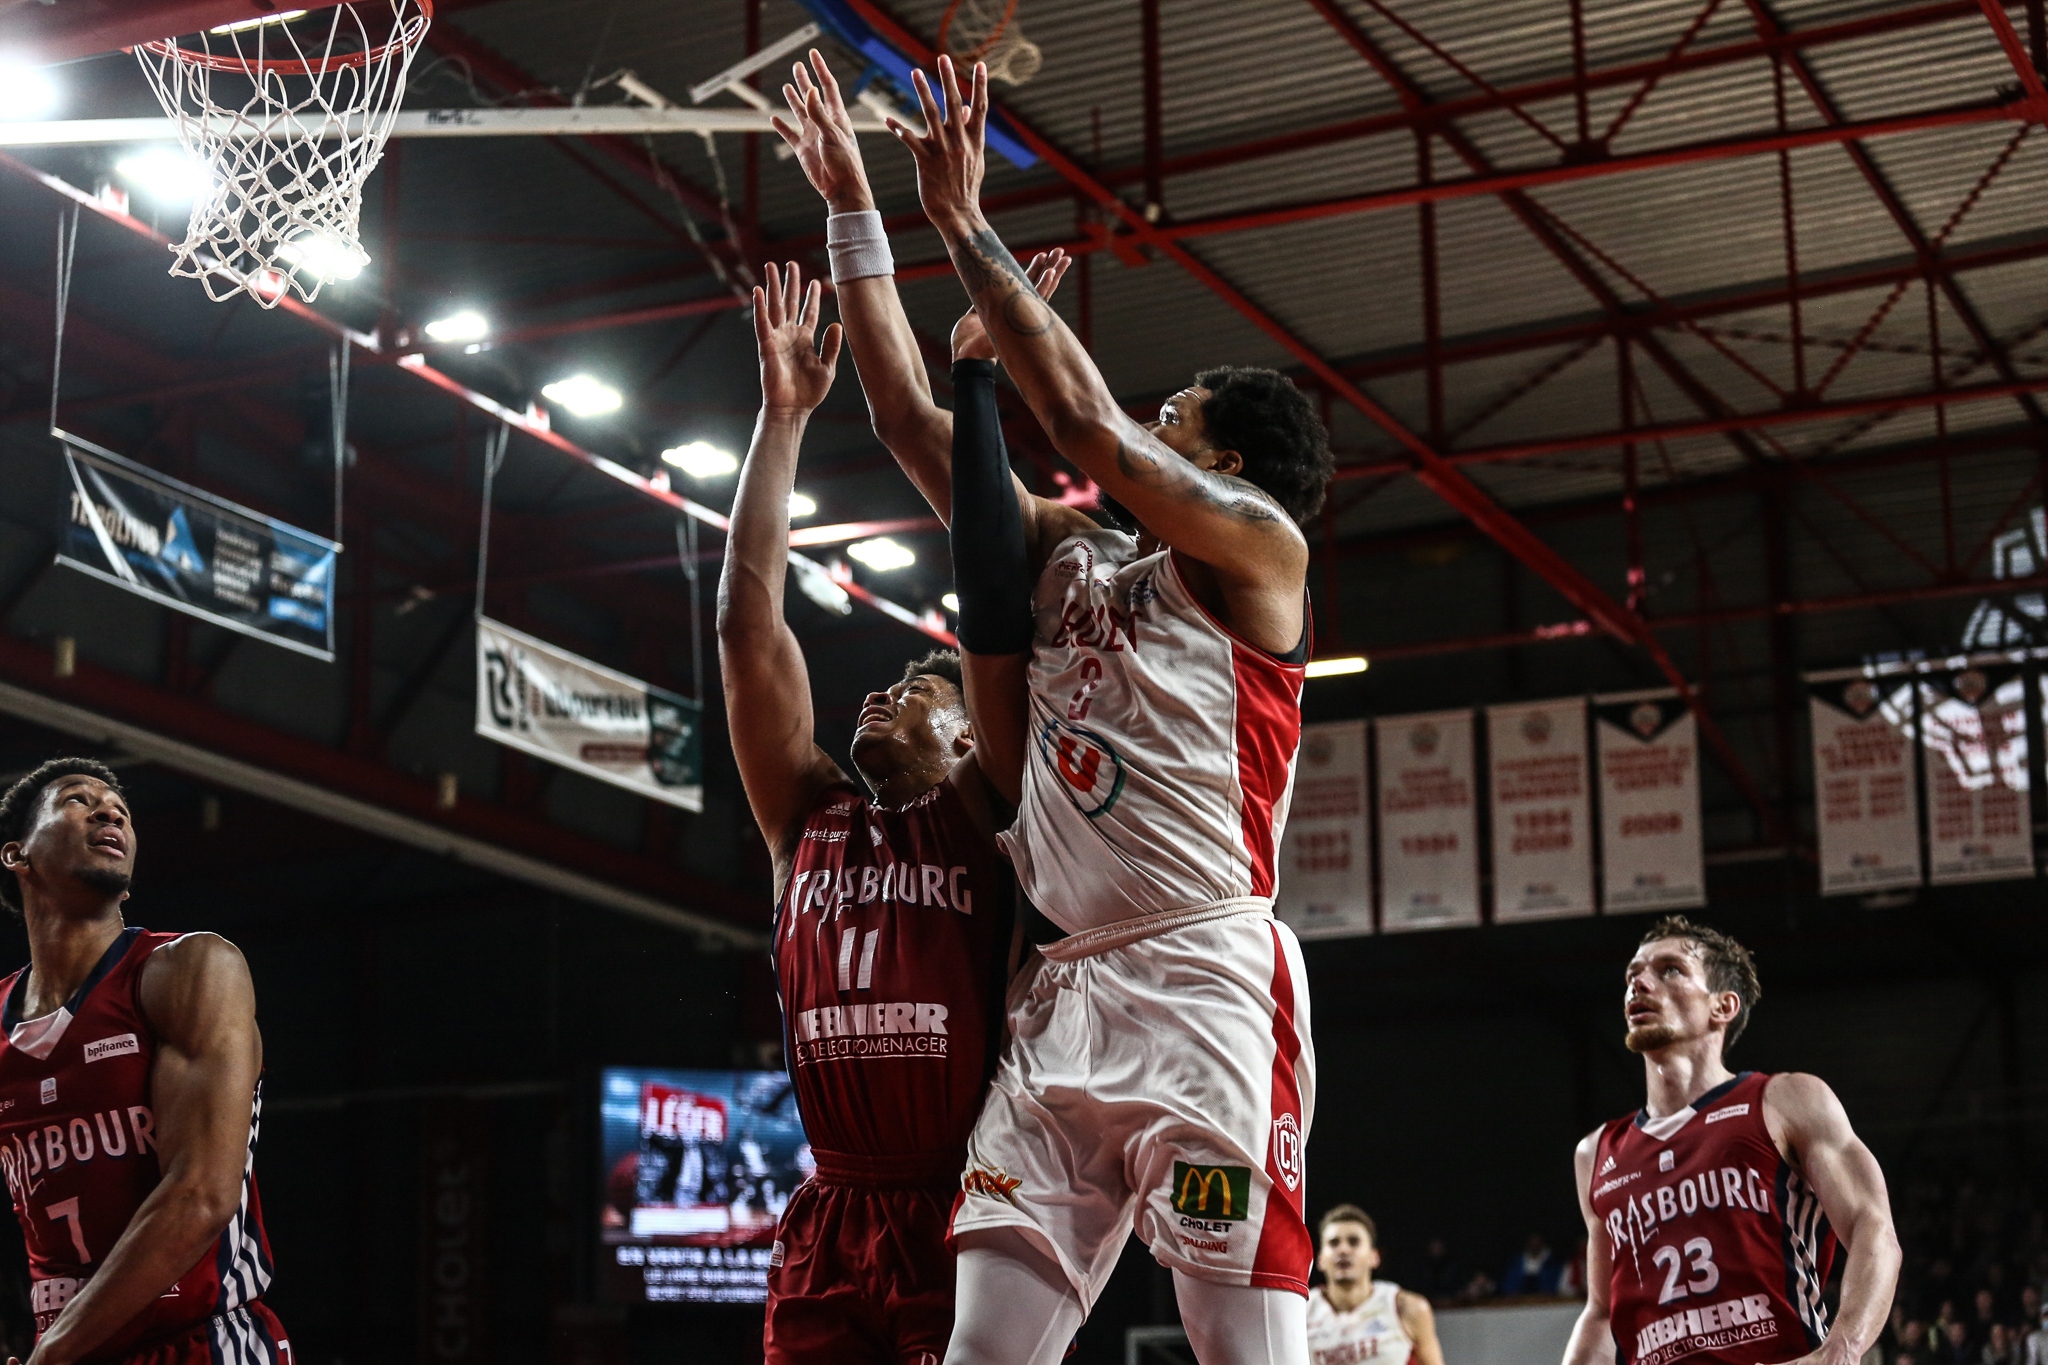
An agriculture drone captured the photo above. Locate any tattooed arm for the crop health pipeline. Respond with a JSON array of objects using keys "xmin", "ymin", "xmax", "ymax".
[{"xmin": 889, "ymin": 57, "xmax": 1309, "ymax": 601}]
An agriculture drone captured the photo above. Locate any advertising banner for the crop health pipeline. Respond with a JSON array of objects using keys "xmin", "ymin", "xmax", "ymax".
[
  {"xmin": 1486, "ymin": 699, "xmax": 1595, "ymax": 922},
  {"xmin": 1594, "ymin": 692, "xmax": 1705, "ymax": 912},
  {"xmin": 1275, "ymin": 720, "xmax": 1373, "ymax": 939},
  {"xmin": 1375, "ymin": 709, "xmax": 1481, "ymax": 931},
  {"xmin": 1808, "ymin": 672, "xmax": 1923, "ymax": 895},
  {"xmin": 476, "ymin": 617, "xmax": 703, "ymax": 811},
  {"xmin": 54, "ymin": 430, "xmax": 337, "ymax": 660},
  {"xmin": 1920, "ymin": 664, "xmax": 2034, "ymax": 884}
]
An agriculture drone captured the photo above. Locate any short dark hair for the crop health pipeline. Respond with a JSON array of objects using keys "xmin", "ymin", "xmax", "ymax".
[
  {"xmin": 1318, "ymin": 1204, "xmax": 1376, "ymax": 1247},
  {"xmin": 1194, "ymin": 367, "xmax": 1334, "ymax": 523},
  {"xmin": 901, "ymin": 649, "xmax": 964, "ymax": 692},
  {"xmin": 0, "ymin": 758, "xmax": 125, "ymax": 915},
  {"xmin": 1642, "ymin": 915, "xmax": 1763, "ymax": 1051}
]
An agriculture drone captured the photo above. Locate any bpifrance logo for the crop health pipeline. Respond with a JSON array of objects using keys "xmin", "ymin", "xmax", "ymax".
[
  {"xmin": 1038, "ymin": 718, "xmax": 1126, "ymax": 818},
  {"xmin": 1271, "ymin": 1113, "xmax": 1303, "ymax": 1193},
  {"xmin": 1171, "ymin": 1162, "xmax": 1251, "ymax": 1222}
]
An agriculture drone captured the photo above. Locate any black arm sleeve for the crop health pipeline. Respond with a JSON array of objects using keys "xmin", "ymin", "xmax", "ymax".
[{"xmin": 948, "ymin": 359, "xmax": 1034, "ymax": 655}]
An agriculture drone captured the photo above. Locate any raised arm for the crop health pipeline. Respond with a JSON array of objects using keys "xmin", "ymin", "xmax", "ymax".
[
  {"xmin": 715, "ymin": 262, "xmax": 852, "ymax": 882},
  {"xmin": 1561, "ymin": 1128, "xmax": 1619, "ymax": 1365},
  {"xmin": 1764, "ymin": 1074, "xmax": 1901, "ymax": 1365},
  {"xmin": 19, "ymin": 934, "xmax": 260, "ymax": 1365},
  {"xmin": 891, "ymin": 58, "xmax": 1309, "ymax": 587}
]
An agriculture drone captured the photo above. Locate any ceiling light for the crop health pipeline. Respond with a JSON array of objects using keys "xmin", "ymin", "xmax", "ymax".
[
  {"xmin": 543, "ymin": 374, "xmax": 623, "ymax": 418},
  {"xmin": 424, "ymin": 309, "xmax": 488, "ymax": 344},
  {"xmin": 660, "ymin": 440, "xmax": 737, "ymax": 479},
  {"xmin": 1304, "ymin": 655, "xmax": 1368, "ymax": 678},
  {"xmin": 276, "ymin": 231, "xmax": 367, "ymax": 282},
  {"xmin": 212, "ymin": 9, "xmax": 309, "ymax": 33},
  {"xmin": 847, "ymin": 537, "xmax": 915, "ymax": 572},
  {"xmin": 788, "ymin": 491, "xmax": 817, "ymax": 518},
  {"xmin": 115, "ymin": 147, "xmax": 209, "ymax": 204},
  {"xmin": 0, "ymin": 59, "xmax": 58, "ymax": 120},
  {"xmin": 942, "ymin": 592, "xmax": 960, "ymax": 612}
]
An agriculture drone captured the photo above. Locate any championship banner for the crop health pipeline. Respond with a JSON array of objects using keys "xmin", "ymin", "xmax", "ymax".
[
  {"xmin": 1808, "ymin": 672, "xmax": 1922, "ymax": 895},
  {"xmin": 1487, "ymin": 699, "xmax": 1595, "ymax": 922},
  {"xmin": 476, "ymin": 618, "xmax": 703, "ymax": 811},
  {"xmin": 1594, "ymin": 692, "xmax": 1705, "ymax": 912},
  {"xmin": 1919, "ymin": 664, "xmax": 2033, "ymax": 884},
  {"xmin": 1275, "ymin": 720, "xmax": 1373, "ymax": 939},
  {"xmin": 1375, "ymin": 709, "xmax": 1480, "ymax": 932},
  {"xmin": 54, "ymin": 431, "xmax": 337, "ymax": 660}
]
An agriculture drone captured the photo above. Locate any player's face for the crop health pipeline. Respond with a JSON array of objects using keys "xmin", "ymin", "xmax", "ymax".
[
  {"xmin": 4, "ymin": 776, "xmax": 136, "ymax": 904},
  {"xmin": 1317, "ymin": 1220, "xmax": 1379, "ymax": 1285},
  {"xmin": 1622, "ymin": 938, "xmax": 1732, "ymax": 1054},
  {"xmin": 849, "ymin": 674, "xmax": 968, "ymax": 783}
]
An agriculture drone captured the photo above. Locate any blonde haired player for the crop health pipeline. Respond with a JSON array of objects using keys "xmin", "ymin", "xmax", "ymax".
[{"xmin": 1308, "ymin": 1207, "xmax": 1445, "ymax": 1365}]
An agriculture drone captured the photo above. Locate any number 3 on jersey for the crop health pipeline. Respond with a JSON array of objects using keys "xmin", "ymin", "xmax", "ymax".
[{"xmin": 1651, "ymin": 1236, "xmax": 1719, "ymax": 1304}]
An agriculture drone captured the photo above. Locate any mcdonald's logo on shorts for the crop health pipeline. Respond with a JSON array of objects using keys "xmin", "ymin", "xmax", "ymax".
[{"xmin": 1171, "ymin": 1162, "xmax": 1252, "ymax": 1222}]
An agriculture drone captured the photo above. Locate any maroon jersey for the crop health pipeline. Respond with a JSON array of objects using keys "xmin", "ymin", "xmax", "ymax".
[
  {"xmin": 773, "ymin": 779, "xmax": 1013, "ymax": 1160},
  {"xmin": 0, "ymin": 928, "xmax": 274, "ymax": 1360},
  {"xmin": 1591, "ymin": 1072, "xmax": 1837, "ymax": 1365}
]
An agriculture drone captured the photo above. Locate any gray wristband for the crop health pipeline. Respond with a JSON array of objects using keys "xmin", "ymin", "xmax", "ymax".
[{"xmin": 826, "ymin": 209, "xmax": 894, "ymax": 283}]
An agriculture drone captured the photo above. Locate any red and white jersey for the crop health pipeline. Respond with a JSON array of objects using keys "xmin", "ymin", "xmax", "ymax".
[
  {"xmin": 1591, "ymin": 1072, "xmax": 1837, "ymax": 1365},
  {"xmin": 1001, "ymin": 530, "xmax": 1308, "ymax": 933},
  {"xmin": 774, "ymin": 779, "xmax": 1014, "ymax": 1160},
  {"xmin": 1306, "ymin": 1280, "xmax": 1413, "ymax": 1365},
  {"xmin": 0, "ymin": 928, "xmax": 273, "ymax": 1359}
]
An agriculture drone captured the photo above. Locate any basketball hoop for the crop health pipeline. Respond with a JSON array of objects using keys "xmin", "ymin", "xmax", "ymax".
[{"xmin": 133, "ymin": 1, "xmax": 433, "ymax": 306}]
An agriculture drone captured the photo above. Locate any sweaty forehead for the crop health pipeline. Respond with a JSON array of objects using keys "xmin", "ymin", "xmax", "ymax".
[
  {"xmin": 44, "ymin": 776, "xmax": 117, "ymax": 808},
  {"xmin": 1631, "ymin": 939, "xmax": 1702, "ymax": 971}
]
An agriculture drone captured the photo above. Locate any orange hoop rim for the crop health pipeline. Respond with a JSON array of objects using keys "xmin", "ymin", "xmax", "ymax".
[{"xmin": 137, "ymin": 0, "xmax": 432, "ymax": 77}]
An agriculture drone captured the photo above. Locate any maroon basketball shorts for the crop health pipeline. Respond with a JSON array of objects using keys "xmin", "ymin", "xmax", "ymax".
[
  {"xmin": 90, "ymin": 1301, "xmax": 290, "ymax": 1365},
  {"xmin": 765, "ymin": 1150, "xmax": 965, "ymax": 1365}
]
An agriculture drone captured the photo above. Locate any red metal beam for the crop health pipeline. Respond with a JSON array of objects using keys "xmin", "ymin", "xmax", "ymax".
[{"xmin": 1981, "ymin": 0, "xmax": 2048, "ymax": 106}]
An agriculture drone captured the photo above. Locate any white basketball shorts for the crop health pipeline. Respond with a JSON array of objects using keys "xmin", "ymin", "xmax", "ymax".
[{"xmin": 949, "ymin": 901, "xmax": 1315, "ymax": 1310}]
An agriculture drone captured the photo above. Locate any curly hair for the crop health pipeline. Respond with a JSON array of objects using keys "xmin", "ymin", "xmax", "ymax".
[
  {"xmin": 900, "ymin": 649, "xmax": 964, "ymax": 693},
  {"xmin": 1642, "ymin": 914, "xmax": 1764, "ymax": 1052},
  {"xmin": 1194, "ymin": 367, "xmax": 1335, "ymax": 523},
  {"xmin": 0, "ymin": 757, "xmax": 125, "ymax": 915}
]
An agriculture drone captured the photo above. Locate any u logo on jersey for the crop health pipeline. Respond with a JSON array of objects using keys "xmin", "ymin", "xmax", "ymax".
[{"xmin": 1038, "ymin": 719, "xmax": 1125, "ymax": 817}]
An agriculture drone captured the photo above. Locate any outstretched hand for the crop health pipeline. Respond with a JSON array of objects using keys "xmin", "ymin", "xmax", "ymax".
[
  {"xmin": 754, "ymin": 261, "xmax": 843, "ymax": 415},
  {"xmin": 888, "ymin": 54, "xmax": 989, "ymax": 238},
  {"xmin": 770, "ymin": 49, "xmax": 873, "ymax": 214},
  {"xmin": 952, "ymin": 249, "xmax": 1070, "ymax": 362}
]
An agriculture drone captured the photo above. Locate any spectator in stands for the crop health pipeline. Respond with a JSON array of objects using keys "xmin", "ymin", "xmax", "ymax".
[
  {"xmin": 2020, "ymin": 1287, "xmax": 2041, "ymax": 1335},
  {"xmin": 1418, "ymin": 1236, "xmax": 1464, "ymax": 1302},
  {"xmin": 1499, "ymin": 1232, "xmax": 1562, "ymax": 1296},
  {"xmin": 1983, "ymin": 1322, "xmax": 2020, "ymax": 1365},
  {"xmin": 1977, "ymin": 1290, "xmax": 2004, "ymax": 1351},
  {"xmin": 1942, "ymin": 1319, "xmax": 1978, "ymax": 1365},
  {"xmin": 2025, "ymin": 1308, "xmax": 2048, "ymax": 1365},
  {"xmin": 1892, "ymin": 1317, "xmax": 1929, "ymax": 1364}
]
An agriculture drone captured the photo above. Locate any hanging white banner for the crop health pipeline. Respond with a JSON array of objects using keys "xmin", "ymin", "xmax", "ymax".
[
  {"xmin": 475, "ymin": 617, "xmax": 704, "ymax": 812},
  {"xmin": 1375, "ymin": 709, "xmax": 1480, "ymax": 932},
  {"xmin": 1808, "ymin": 672, "xmax": 1923, "ymax": 895},
  {"xmin": 1920, "ymin": 664, "xmax": 2033, "ymax": 884},
  {"xmin": 1275, "ymin": 720, "xmax": 1374, "ymax": 939},
  {"xmin": 1487, "ymin": 699, "xmax": 1595, "ymax": 921},
  {"xmin": 1594, "ymin": 693, "xmax": 1705, "ymax": 912}
]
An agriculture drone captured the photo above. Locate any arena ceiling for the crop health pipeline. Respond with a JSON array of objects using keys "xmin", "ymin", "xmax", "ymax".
[{"xmin": 0, "ymin": 0, "xmax": 2044, "ymax": 926}]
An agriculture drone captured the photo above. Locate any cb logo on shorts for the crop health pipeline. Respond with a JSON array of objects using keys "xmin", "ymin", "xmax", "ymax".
[
  {"xmin": 1271, "ymin": 1113, "xmax": 1303, "ymax": 1193},
  {"xmin": 1038, "ymin": 719, "xmax": 1126, "ymax": 818}
]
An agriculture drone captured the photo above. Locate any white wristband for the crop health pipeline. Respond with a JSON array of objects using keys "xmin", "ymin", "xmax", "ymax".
[{"xmin": 827, "ymin": 210, "xmax": 894, "ymax": 283}]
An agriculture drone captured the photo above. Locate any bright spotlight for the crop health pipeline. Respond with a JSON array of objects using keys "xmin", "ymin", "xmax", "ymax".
[
  {"xmin": 1303, "ymin": 655, "xmax": 1368, "ymax": 678},
  {"xmin": 847, "ymin": 537, "xmax": 915, "ymax": 572},
  {"xmin": 211, "ymin": 9, "xmax": 310, "ymax": 33},
  {"xmin": 424, "ymin": 309, "xmax": 489, "ymax": 344},
  {"xmin": 276, "ymin": 232, "xmax": 367, "ymax": 282},
  {"xmin": 0, "ymin": 59, "xmax": 58, "ymax": 120},
  {"xmin": 115, "ymin": 147, "xmax": 209, "ymax": 204},
  {"xmin": 660, "ymin": 440, "xmax": 738, "ymax": 479},
  {"xmin": 543, "ymin": 374, "xmax": 624, "ymax": 418},
  {"xmin": 942, "ymin": 592, "xmax": 960, "ymax": 612},
  {"xmin": 788, "ymin": 491, "xmax": 817, "ymax": 518}
]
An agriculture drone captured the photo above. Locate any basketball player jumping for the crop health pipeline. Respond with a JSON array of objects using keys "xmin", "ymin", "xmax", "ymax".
[
  {"xmin": 1308, "ymin": 1206, "xmax": 1445, "ymax": 1365},
  {"xmin": 776, "ymin": 51, "xmax": 1334, "ymax": 1365},
  {"xmin": 1561, "ymin": 917, "xmax": 1900, "ymax": 1365},
  {"xmin": 717, "ymin": 261, "xmax": 1023, "ymax": 1364},
  {"xmin": 0, "ymin": 759, "xmax": 284, "ymax": 1365}
]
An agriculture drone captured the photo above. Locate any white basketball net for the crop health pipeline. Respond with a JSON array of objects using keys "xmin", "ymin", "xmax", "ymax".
[{"xmin": 133, "ymin": 1, "xmax": 431, "ymax": 306}]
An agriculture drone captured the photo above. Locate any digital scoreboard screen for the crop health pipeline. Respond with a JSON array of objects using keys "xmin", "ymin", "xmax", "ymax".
[{"xmin": 598, "ymin": 1067, "xmax": 809, "ymax": 1304}]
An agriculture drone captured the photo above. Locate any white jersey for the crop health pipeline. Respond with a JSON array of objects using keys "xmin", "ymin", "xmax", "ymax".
[
  {"xmin": 1307, "ymin": 1281, "xmax": 1414, "ymax": 1365},
  {"xmin": 998, "ymin": 529, "xmax": 1307, "ymax": 934}
]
